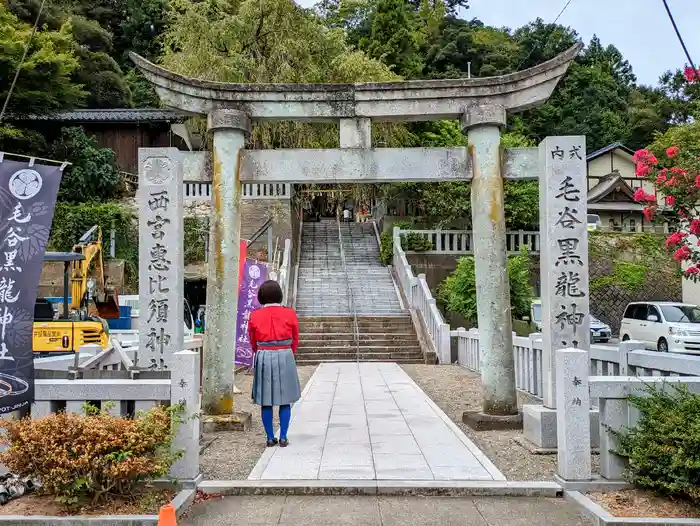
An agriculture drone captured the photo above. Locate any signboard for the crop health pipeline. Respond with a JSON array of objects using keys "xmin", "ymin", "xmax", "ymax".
[
  {"xmin": 0, "ymin": 159, "xmax": 62, "ymax": 413},
  {"xmin": 234, "ymin": 259, "xmax": 268, "ymax": 368}
]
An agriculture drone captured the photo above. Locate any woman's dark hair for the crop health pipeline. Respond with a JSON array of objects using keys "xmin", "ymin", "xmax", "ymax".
[{"xmin": 257, "ymin": 280, "xmax": 283, "ymax": 305}]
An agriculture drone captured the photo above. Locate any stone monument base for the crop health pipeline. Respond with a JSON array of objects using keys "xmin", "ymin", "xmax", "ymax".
[
  {"xmin": 203, "ymin": 411, "xmax": 253, "ymax": 433},
  {"xmin": 522, "ymin": 404, "xmax": 599, "ymax": 451},
  {"xmin": 463, "ymin": 410, "xmax": 523, "ymax": 431}
]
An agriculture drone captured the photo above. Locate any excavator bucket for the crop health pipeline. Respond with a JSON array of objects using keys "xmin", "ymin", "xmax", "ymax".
[{"xmin": 95, "ymin": 288, "xmax": 120, "ymax": 319}]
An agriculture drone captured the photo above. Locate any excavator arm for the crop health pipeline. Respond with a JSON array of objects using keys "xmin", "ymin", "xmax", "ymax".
[{"xmin": 69, "ymin": 226, "xmax": 120, "ymax": 319}]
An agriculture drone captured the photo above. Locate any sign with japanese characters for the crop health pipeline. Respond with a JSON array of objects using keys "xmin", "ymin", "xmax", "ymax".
[
  {"xmin": 138, "ymin": 149, "xmax": 184, "ymax": 370},
  {"xmin": 0, "ymin": 159, "xmax": 62, "ymax": 413},
  {"xmin": 539, "ymin": 136, "xmax": 589, "ymax": 409},
  {"xmin": 234, "ymin": 259, "xmax": 268, "ymax": 368}
]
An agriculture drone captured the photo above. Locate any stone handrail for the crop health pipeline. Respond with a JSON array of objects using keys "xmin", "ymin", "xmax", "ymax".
[
  {"xmin": 392, "ymin": 227, "xmax": 451, "ymax": 363},
  {"xmin": 455, "ymin": 329, "xmax": 700, "ymax": 400},
  {"xmin": 399, "ymin": 229, "xmax": 540, "ymax": 255},
  {"xmin": 277, "ymin": 238, "xmax": 292, "ymax": 306}
]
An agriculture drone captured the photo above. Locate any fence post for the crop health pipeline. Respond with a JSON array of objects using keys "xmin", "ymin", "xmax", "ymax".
[
  {"xmin": 556, "ymin": 348, "xmax": 591, "ymax": 482},
  {"xmin": 599, "ymin": 396, "xmax": 629, "ymax": 480},
  {"xmin": 170, "ymin": 349, "xmax": 201, "ymax": 482},
  {"xmin": 439, "ymin": 323, "xmax": 451, "ymax": 364},
  {"xmin": 456, "ymin": 327, "xmax": 467, "ymax": 366},
  {"xmin": 618, "ymin": 340, "xmax": 641, "ymax": 376}
]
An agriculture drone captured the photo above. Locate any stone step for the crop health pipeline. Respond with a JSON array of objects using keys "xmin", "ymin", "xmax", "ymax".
[
  {"xmin": 297, "ymin": 345, "xmax": 422, "ymax": 354},
  {"xmin": 298, "ymin": 332, "xmax": 416, "ymax": 341},
  {"xmin": 299, "ymin": 323, "xmax": 415, "ymax": 333},
  {"xmin": 295, "ymin": 356, "xmax": 425, "ymax": 365}
]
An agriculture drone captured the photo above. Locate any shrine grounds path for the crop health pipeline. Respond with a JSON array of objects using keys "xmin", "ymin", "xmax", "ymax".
[{"xmin": 248, "ymin": 362, "xmax": 503, "ymax": 481}]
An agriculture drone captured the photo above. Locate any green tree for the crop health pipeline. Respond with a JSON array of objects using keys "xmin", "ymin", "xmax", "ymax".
[
  {"xmin": 438, "ymin": 251, "xmax": 534, "ymax": 324},
  {"xmin": 51, "ymin": 127, "xmax": 123, "ymax": 203},
  {"xmin": 647, "ymin": 121, "xmax": 700, "ymax": 176},
  {"xmin": 0, "ymin": 6, "xmax": 85, "ymax": 116}
]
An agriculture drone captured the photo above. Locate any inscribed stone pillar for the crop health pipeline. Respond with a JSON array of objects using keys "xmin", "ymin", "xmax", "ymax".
[
  {"xmin": 170, "ymin": 349, "xmax": 201, "ymax": 481},
  {"xmin": 538, "ymin": 136, "xmax": 589, "ymax": 409},
  {"xmin": 203, "ymin": 109, "xmax": 251, "ymax": 414},
  {"xmin": 138, "ymin": 148, "xmax": 184, "ymax": 370},
  {"xmin": 461, "ymin": 105, "xmax": 518, "ymax": 420},
  {"xmin": 556, "ymin": 348, "xmax": 592, "ymax": 481}
]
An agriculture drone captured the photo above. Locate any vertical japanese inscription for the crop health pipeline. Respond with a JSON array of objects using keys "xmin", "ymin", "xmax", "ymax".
[
  {"xmin": 138, "ymin": 150, "xmax": 184, "ymax": 370},
  {"xmin": 0, "ymin": 160, "xmax": 62, "ymax": 413},
  {"xmin": 539, "ymin": 136, "xmax": 589, "ymax": 409}
]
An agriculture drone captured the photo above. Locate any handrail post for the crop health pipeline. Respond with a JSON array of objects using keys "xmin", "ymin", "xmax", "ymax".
[{"xmin": 337, "ymin": 217, "xmax": 361, "ymax": 363}]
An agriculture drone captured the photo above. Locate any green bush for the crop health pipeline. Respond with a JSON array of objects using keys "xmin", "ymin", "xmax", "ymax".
[
  {"xmin": 184, "ymin": 217, "xmax": 208, "ymax": 264},
  {"xmin": 616, "ymin": 384, "xmax": 700, "ymax": 503},
  {"xmin": 437, "ymin": 250, "xmax": 534, "ymax": 324},
  {"xmin": 379, "ymin": 220, "xmax": 433, "ymax": 265}
]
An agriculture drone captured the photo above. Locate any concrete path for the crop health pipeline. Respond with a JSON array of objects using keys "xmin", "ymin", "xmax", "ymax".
[
  {"xmin": 248, "ymin": 362, "xmax": 504, "ymax": 481},
  {"xmin": 182, "ymin": 495, "xmax": 593, "ymax": 525}
]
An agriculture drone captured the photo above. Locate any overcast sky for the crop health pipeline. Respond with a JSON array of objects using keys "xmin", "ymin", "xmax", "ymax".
[{"xmin": 295, "ymin": 0, "xmax": 699, "ymax": 87}]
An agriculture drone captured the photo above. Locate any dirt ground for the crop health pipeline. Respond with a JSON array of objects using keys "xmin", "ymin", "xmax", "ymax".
[
  {"xmin": 400, "ymin": 364, "xmax": 601, "ymax": 480},
  {"xmin": 200, "ymin": 365, "xmax": 317, "ymax": 480},
  {"xmin": 0, "ymin": 487, "xmax": 173, "ymax": 516},
  {"xmin": 589, "ymin": 490, "xmax": 700, "ymax": 518}
]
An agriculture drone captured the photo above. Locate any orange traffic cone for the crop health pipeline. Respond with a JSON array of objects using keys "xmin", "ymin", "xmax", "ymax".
[{"xmin": 158, "ymin": 503, "xmax": 177, "ymax": 525}]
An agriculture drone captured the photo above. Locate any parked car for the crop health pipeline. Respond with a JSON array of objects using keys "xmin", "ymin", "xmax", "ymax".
[
  {"xmin": 530, "ymin": 299, "xmax": 611, "ymax": 342},
  {"xmin": 619, "ymin": 301, "xmax": 700, "ymax": 354}
]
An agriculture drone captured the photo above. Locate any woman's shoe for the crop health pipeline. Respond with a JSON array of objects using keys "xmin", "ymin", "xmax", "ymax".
[
  {"xmin": 279, "ymin": 438, "xmax": 289, "ymax": 447},
  {"xmin": 266, "ymin": 438, "xmax": 279, "ymax": 447}
]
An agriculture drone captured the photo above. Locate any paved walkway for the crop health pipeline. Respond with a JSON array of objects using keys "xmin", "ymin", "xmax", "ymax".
[
  {"xmin": 249, "ymin": 362, "xmax": 504, "ymax": 481},
  {"xmin": 182, "ymin": 495, "xmax": 592, "ymax": 526}
]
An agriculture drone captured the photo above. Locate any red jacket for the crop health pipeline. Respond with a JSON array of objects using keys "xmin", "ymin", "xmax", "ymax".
[{"xmin": 248, "ymin": 305, "xmax": 299, "ymax": 354}]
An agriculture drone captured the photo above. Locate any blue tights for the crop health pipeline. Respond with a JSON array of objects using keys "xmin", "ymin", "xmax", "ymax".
[{"xmin": 261, "ymin": 405, "xmax": 291, "ymax": 441}]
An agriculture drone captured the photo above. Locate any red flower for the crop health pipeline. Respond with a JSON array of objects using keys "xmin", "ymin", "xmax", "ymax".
[
  {"xmin": 656, "ymin": 174, "xmax": 667, "ymax": 185},
  {"xmin": 633, "ymin": 149, "xmax": 650, "ymax": 163},
  {"xmin": 635, "ymin": 163, "xmax": 651, "ymax": 177},
  {"xmin": 685, "ymin": 266, "xmax": 699, "ymax": 277},
  {"xmin": 685, "ymin": 66, "xmax": 698, "ymax": 82},
  {"xmin": 666, "ymin": 195, "xmax": 676, "ymax": 206},
  {"xmin": 666, "ymin": 231, "xmax": 687, "ymax": 248},
  {"xmin": 647, "ymin": 154, "xmax": 659, "ymax": 166},
  {"xmin": 674, "ymin": 245, "xmax": 692, "ymax": 263},
  {"xmin": 691, "ymin": 219, "xmax": 700, "ymax": 236},
  {"xmin": 643, "ymin": 207, "xmax": 655, "ymax": 221},
  {"xmin": 666, "ymin": 176, "xmax": 677, "ymax": 187},
  {"xmin": 667, "ymin": 146, "xmax": 680, "ymax": 158},
  {"xmin": 671, "ymin": 167, "xmax": 688, "ymax": 176}
]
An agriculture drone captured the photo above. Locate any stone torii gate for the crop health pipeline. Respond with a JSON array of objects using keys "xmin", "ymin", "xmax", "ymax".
[{"xmin": 132, "ymin": 45, "xmax": 582, "ymax": 426}]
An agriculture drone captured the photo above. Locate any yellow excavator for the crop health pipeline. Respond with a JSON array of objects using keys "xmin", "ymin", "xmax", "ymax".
[{"xmin": 33, "ymin": 226, "xmax": 118, "ymax": 355}]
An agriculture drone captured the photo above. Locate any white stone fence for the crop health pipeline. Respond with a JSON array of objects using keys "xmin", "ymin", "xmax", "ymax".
[
  {"xmin": 398, "ymin": 229, "xmax": 540, "ymax": 255},
  {"xmin": 554, "ymin": 346, "xmax": 700, "ymax": 483},
  {"xmin": 183, "ymin": 182, "xmax": 291, "ymax": 202},
  {"xmin": 392, "ymin": 227, "xmax": 451, "ymax": 363},
  {"xmin": 455, "ymin": 329, "xmax": 700, "ymax": 400},
  {"xmin": 22, "ymin": 348, "xmax": 202, "ymax": 481}
]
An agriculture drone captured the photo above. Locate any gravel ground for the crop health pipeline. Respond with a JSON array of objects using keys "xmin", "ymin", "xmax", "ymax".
[
  {"xmin": 401, "ymin": 364, "xmax": 600, "ymax": 481},
  {"xmin": 200, "ymin": 365, "xmax": 317, "ymax": 480}
]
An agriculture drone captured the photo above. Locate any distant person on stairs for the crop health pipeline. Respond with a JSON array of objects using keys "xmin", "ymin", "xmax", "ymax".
[{"xmin": 249, "ymin": 280, "xmax": 302, "ymax": 448}]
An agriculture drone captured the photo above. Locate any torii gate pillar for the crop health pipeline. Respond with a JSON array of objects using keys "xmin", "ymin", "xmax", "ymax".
[{"xmin": 461, "ymin": 105, "xmax": 520, "ymax": 426}]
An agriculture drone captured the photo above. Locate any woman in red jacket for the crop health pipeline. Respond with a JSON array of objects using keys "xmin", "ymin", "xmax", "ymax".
[{"xmin": 249, "ymin": 280, "xmax": 301, "ymax": 447}]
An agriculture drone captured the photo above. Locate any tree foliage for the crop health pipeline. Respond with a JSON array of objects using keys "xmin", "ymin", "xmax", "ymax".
[{"xmin": 437, "ymin": 251, "xmax": 534, "ymax": 324}]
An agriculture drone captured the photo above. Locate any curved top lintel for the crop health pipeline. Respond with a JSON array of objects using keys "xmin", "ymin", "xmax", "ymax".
[{"xmin": 130, "ymin": 43, "xmax": 582, "ymax": 122}]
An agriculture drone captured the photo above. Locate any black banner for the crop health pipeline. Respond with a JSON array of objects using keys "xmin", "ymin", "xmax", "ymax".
[{"xmin": 0, "ymin": 159, "xmax": 62, "ymax": 414}]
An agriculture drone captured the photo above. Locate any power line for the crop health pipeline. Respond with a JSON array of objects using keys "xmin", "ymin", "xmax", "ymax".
[
  {"xmin": 515, "ymin": 0, "xmax": 576, "ymax": 72},
  {"xmin": 661, "ymin": 0, "xmax": 698, "ymax": 78},
  {"xmin": 0, "ymin": 0, "xmax": 48, "ymax": 123}
]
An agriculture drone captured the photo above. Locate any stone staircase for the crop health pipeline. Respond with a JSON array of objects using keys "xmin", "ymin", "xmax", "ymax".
[
  {"xmin": 294, "ymin": 220, "xmax": 424, "ymax": 364},
  {"xmin": 295, "ymin": 315, "xmax": 424, "ymax": 365},
  {"xmin": 295, "ymin": 220, "xmax": 404, "ymax": 316}
]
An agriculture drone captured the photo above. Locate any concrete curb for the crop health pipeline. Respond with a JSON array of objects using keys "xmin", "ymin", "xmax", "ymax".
[
  {"xmin": 198, "ymin": 480, "xmax": 563, "ymax": 497},
  {"xmin": 565, "ymin": 490, "xmax": 700, "ymax": 526},
  {"xmin": 0, "ymin": 488, "xmax": 195, "ymax": 525}
]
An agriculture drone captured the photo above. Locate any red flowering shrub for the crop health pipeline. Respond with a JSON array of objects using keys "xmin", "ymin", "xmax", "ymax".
[{"xmin": 635, "ymin": 133, "xmax": 700, "ymax": 279}]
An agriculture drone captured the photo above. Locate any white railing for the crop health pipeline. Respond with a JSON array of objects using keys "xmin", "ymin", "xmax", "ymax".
[
  {"xmin": 242, "ymin": 183, "xmax": 291, "ymax": 199},
  {"xmin": 182, "ymin": 182, "xmax": 292, "ymax": 201},
  {"xmin": 454, "ymin": 330, "xmax": 700, "ymax": 400},
  {"xmin": 277, "ymin": 238, "xmax": 293, "ymax": 306},
  {"xmin": 397, "ymin": 229, "xmax": 540, "ymax": 254},
  {"xmin": 392, "ymin": 227, "xmax": 451, "ymax": 363}
]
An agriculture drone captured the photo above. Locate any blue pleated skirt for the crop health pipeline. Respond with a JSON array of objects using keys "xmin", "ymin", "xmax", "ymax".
[{"xmin": 251, "ymin": 349, "xmax": 301, "ymax": 407}]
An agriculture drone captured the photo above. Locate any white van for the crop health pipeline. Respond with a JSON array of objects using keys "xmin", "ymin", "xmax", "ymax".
[{"xmin": 619, "ymin": 301, "xmax": 700, "ymax": 354}]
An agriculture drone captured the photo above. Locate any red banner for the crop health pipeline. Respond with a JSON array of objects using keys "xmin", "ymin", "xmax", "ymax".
[{"xmin": 239, "ymin": 240, "xmax": 248, "ymax": 290}]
